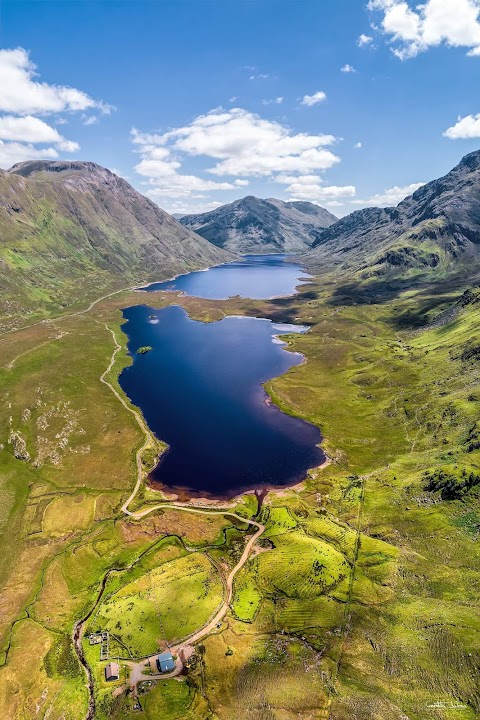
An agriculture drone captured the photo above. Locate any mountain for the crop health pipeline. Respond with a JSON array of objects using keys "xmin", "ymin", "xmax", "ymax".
[
  {"xmin": 307, "ymin": 150, "xmax": 480, "ymax": 279},
  {"xmin": 179, "ymin": 196, "xmax": 338, "ymax": 253},
  {"xmin": 0, "ymin": 160, "xmax": 232, "ymax": 330}
]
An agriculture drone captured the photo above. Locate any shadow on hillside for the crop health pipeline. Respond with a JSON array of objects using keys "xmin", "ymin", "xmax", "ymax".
[
  {"xmin": 327, "ymin": 277, "xmax": 422, "ymax": 306},
  {"xmin": 327, "ymin": 273, "xmax": 473, "ymax": 330}
]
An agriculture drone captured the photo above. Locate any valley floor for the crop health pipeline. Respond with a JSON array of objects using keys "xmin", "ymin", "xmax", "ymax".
[{"xmin": 0, "ymin": 275, "xmax": 479, "ymax": 720}]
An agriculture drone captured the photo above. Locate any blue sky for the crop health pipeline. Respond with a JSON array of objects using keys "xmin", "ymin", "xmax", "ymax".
[{"xmin": 0, "ymin": 0, "xmax": 479, "ymax": 216}]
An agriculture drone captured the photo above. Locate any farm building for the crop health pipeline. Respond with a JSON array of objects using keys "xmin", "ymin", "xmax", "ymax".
[
  {"xmin": 156, "ymin": 651, "xmax": 175, "ymax": 673},
  {"xmin": 105, "ymin": 662, "xmax": 120, "ymax": 681}
]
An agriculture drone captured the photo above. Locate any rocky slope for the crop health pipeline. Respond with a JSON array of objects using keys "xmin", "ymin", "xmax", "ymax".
[
  {"xmin": 0, "ymin": 160, "xmax": 231, "ymax": 329},
  {"xmin": 307, "ymin": 150, "xmax": 480, "ymax": 278},
  {"xmin": 180, "ymin": 196, "xmax": 337, "ymax": 253}
]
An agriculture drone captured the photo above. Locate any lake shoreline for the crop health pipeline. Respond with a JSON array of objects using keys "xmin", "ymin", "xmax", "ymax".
[
  {"xmin": 119, "ymin": 254, "xmax": 326, "ymax": 500},
  {"xmin": 134, "ymin": 253, "xmax": 314, "ymax": 301},
  {"xmin": 145, "ymin": 453, "xmax": 331, "ymax": 504}
]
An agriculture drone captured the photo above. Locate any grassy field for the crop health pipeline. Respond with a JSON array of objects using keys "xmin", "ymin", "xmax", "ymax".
[
  {"xmin": 106, "ymin": 677, "xmax": 210, "ymax": 720},
  {"xmin": 256, "ymin": 530, "xmax": 349, "ymax": 598},
  {"xmin": 95, "ymin": 552, "xmax": 224, "ymax": 655},
  {"xmin": 0, "ymin": 271, "xmax": 479, "ymax": 718},
  {"xmin": 232, "ymin": 567, "xmax": 263, "ymax": 622}
]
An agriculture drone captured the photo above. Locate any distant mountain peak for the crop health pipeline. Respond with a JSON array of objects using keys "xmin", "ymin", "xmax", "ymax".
[{"xmin": 180, "ymin": 196, "xmax": 337, "ymax": 253}]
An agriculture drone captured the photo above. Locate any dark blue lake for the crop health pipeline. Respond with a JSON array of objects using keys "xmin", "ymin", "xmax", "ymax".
[
  {"xmin": 137, "ymin": 254, "xmax": 312, "ymax": 300},
  {"xmin": 119, "ymin": 304, "xmax": 324, "ymax": 497}
]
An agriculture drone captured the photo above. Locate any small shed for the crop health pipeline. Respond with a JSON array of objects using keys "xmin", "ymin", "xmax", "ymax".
[
  {"xmin": 105, "ymin": 661, "xmax": 120, "ymax": 681},
  {"xmin": 156, "ymin": 651, "xmax": 175, "ymax": 673}
]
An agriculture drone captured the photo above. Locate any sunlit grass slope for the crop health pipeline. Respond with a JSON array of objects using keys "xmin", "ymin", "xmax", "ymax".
[{"xmin": 0, "ymin": 275, "xmax": 479, "ymax": 718}]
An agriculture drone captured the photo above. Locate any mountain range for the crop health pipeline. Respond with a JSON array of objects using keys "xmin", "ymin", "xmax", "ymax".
[
  {"xmin": 0, "ymin": 161, "xmax": 230, "ymax": 330},
  {"xmin": 307, "ymin": 149, "xmax": 480, "ymax": 281},
  {"xmin": 2, "ymin": 150, "xmax": 480, "ymax": 331},
  {"xmin": 179, "ymin": 196, "xmax": 338, "ymax": 253}
]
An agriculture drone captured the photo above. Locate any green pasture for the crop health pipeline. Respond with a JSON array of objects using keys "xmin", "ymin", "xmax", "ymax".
[
  {"xmin": 1, "ymin": 269, "xmax": 480, "ymax": 719},
  {"xmin": 257, "ymin": 530, "xmax": 349, "ymax": 598},
  {"xmin": 95, "ymin": 552, "xmax": 223, "ymax": 656},
  {"xmin": 232, "ymin": 567, "xmax": 263, "ymax": 622}
]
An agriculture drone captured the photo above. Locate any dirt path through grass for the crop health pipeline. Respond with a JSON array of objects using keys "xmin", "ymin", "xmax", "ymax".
[
  {"xmin": 99, "ymin": 324, "xmax": 159, "ymax": 515},
  {"xmin": 73, "ymin": 327, "xmax": 267, "ymax": 708},
  {"xmin": 123, "ymin": 505, "xmax": 265, "ymax": 687},
  {"xmin": 0, "ymin": 286, "xmax": 137, "ymax": 340}
]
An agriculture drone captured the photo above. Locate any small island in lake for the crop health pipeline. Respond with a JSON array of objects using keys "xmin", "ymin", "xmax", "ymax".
[{"xmin": 136, "ymin": 345, "xmax": 153, "ymax": 354}]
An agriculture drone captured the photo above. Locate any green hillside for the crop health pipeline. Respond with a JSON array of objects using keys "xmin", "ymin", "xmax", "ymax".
[{"xmin": 0, "ymin": 161, "xmax": 231, "ymax": 331}]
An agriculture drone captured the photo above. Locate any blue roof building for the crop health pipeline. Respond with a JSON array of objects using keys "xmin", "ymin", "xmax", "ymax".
[{"xmin": 157, "ymin": 651, "xmax": 175, "ymax": 673}]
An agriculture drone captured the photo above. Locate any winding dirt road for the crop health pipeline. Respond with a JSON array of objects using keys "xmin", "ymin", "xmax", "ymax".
[
  {"xmin": 123, "ymin": 504, "xmax": 265, "ymax": 685},
  {"xmin": 2, "ymin": 278, "xmax": 270, "ymax": 714},
  {"xmin": 99, "ymin": 324, "xmax": 159, "ymax": 516},
  {"xmin": 72, "ymin": 323, "xmax": 267, "ymax": 715},
  {"xmin": 0, "ymin": 285, "xmax": 137, "ymax": 341}
]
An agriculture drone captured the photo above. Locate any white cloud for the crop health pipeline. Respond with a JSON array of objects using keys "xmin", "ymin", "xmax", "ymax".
[
  {"xmin": 135, "ymin": 157, "xmax": 182, "ymax": 178},
  {"xmin": 354, "ymin": 141, "xmax": 362, "ymax": 149},
  {"xmin": 132, "ymin": 108, "xmax": 342, "ymax": 211},
  {"xmin": 301, "ymin": 91, "xmax": 327, "ymax": 107},
  {"xmin": 0, "ymin": 139, "xmax": 59, "ymax": 168},
  {"xmin": 443, "ymin": 113, "xmax": 480, "ymax": 139},
  {"xmin": 0, "ymin": 114, "xmax": 79, "ymax": 166},
  {"xmin": 287, "ymin": 184, "xmax": 356, "ymax": 202},
  {"xmin": 164, "ymin": 200, "xmax": 224, "ymax": 216},
  {"xmin": 262, "ymin": 96, "xmax": 284, "ymax": 105},
  {"xmin": 276, "ymin": 173, "xmax": 355, "ymax": 204},
  {"xmin": 144, "ymin": 176, "xmax": 236, "ymax": 199},
  {"xmin": 83, "ymin": 115, "xmax": 98, "ymax": 125},
  {"xmin": 275, "ymin": 173, "xmax": 323, "ymax": 185},
  {"xmin": 132, "ymin": 127, "xmax": 238, "ymax": 199},
  {"xmin": 382, "ymin": 2, "xmax": 420, "ymax": 43},
  {"xmin": 211, "ymin": 147, "xmax": 338, "ymax": 177},
  {"xmin": 0, "ymin": 49, "xmax": 113, "ymax": 168},
  {"xmin": 367, "ymin": 0, "xmax": 480, "ymax": 58},
  {"xmin": 142, "ymin": 108, "xmax": 339, "ymax": 178},
  {"xmin": 357, "ymin": 34, "xmax": 374, "ymax": 46},
  {"xmin": 57, "ymin": 139, "xmax": 80, "ymax": 152},
  {"xmin": 131, "ymin": 128, "xmax": 169, "ymax": 147},
  {"xmin": 0, "ymin": 115, "xmax": 67, "ymax": 144},
  {"xmin": 352, "ymin": 182, "xmax": 425, "ymax": 206},
  {"xmin": 0, "ymin": 48, "xmax": 112, "ymax": 116},
  {"xmin": 341, "ymin": 64, "xmax": 357, "ymax": 72}
]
